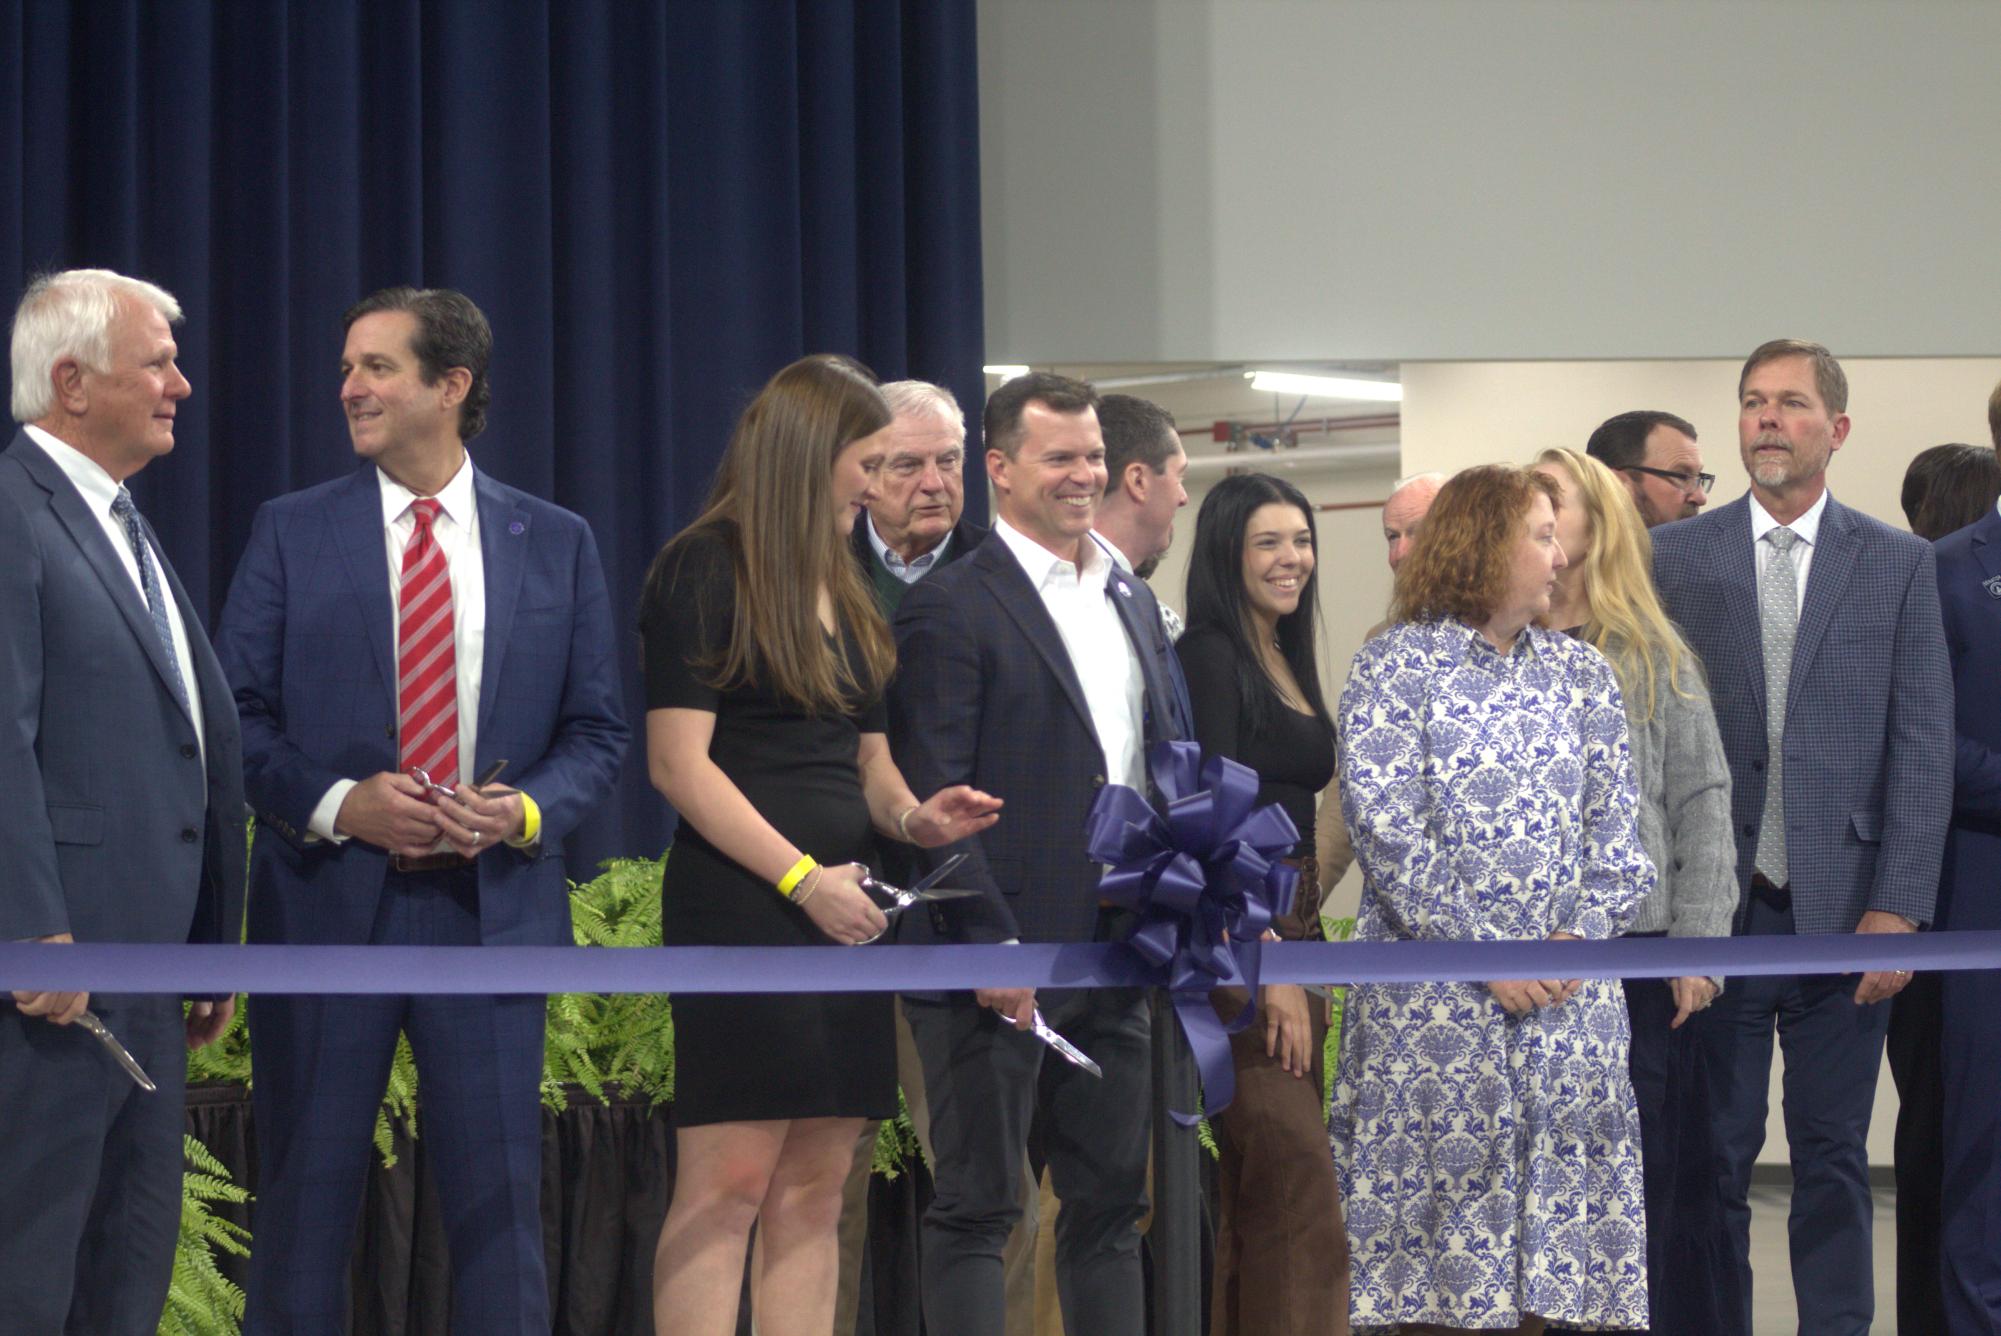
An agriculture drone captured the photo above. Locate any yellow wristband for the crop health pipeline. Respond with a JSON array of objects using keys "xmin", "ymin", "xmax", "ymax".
[
  {"xmin": 506, "ymin": 791, "xmax": 542, "ymax": 849},
  {"xmin": 777, "ymin": 855, "xmax": 818, "ymax": 898}
]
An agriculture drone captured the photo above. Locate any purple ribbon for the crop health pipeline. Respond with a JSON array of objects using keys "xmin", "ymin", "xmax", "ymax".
[{"xmin": 1084, "ymin": 740, "xmax": 1301, "ymax": 1122}]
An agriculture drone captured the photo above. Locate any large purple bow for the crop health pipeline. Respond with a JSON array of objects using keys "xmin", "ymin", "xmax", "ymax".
[{"xmin": 1084, "ymin": 739, "xmax": 1301, "ymax": 1122}]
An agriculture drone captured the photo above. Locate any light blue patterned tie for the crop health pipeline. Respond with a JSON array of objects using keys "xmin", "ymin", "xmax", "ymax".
[
  {"xmin": 111, "ymin": 486, "xmax": 190, "ymax": 714},
  {"xmin": 1753, "ymin": 526, "xmax": 1799, "ymax": 885}
]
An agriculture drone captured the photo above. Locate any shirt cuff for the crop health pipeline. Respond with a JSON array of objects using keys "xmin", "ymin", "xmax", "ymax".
[
  {"xmin": 506, "ymin": 790, "xmax": 542, "ymax": 850},
  {"xmin": 308, "ymin": 780, "xmax": 359, "ymax": 844}
]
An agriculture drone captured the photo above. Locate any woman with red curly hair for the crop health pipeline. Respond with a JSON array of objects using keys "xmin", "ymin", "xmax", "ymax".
[{"xmin": 1330, "ymin": 464, "xmax": 1656, "ymax": 1334}]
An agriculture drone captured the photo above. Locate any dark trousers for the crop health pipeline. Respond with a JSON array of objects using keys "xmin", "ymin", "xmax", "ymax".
[
  {"xmin": 1941, "ymin": 966, "xmax": 2001, "ymax": 1334},
  {"xmin": 903, "ymin": 984, "xmax": 1152, "ymax": 1336},
  {"xmin": 1704, "ymin": 883, "xmax": 1891, "ymax": 1336},
  {"xmin": 244, "ymin": 868, "xmax": 548, "ymax": 1336},
  {"xmin": 0, "ymin": 994, "xmax": 185, "ymax": 1336},
  {"xmin": 1887, "ymin": 971, "xmax": 1947, "ymax": 1334},
  {"xmin": 1207, "ymin": 987, "xmax": 1347, "ymax": 1336}
]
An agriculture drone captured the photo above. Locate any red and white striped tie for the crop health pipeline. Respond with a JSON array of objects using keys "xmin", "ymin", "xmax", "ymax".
[{"xmin": 397, "ymin": 498, "xmax": 459, "ymax": 789}]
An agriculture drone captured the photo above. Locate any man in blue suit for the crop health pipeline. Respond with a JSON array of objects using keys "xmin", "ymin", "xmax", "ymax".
[
  {"xmin": 1652, "ymin": 339, "xmax": 1951, "ymax": 1336},
  {"xmin": 888, "ymin": 372, "xmax": 1192, "ymax": 1336},
  {"xmin": 215, "ymin": 287, "xmax": 627, "ymax": 1335},
  {"xmin": 0, "ymin": 269, "xmax": 246, "ymax": 1334},
  {"xmin": 1935, "ymin": 418, "xmax": 2001, "ymax": 1333}
]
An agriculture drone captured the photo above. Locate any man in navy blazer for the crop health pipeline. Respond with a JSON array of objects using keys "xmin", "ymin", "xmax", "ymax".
[
  {"xmin": 215, "ymin": 288, "xmax": 627, "ymax": 1335},
  {"xmin": 1652, "ymin": 339, "xmax": 1951, "ymax": 1336},
  {"xmin": 1934, "ymin": 467, "xmax": 2001, "ymax": 1332},
  {"xmin": 0, "ymin": 269, "xmax": 246, "ymax": 1335},
  {"xmin": 889, "ymin": 372, "xmax": 1191, "ymax": 1336}
]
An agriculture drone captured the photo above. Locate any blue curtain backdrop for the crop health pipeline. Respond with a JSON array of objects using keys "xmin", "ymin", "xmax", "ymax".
[{"xmin": 0, "ymin": 0, "xmax": 986, "ymax": 869}]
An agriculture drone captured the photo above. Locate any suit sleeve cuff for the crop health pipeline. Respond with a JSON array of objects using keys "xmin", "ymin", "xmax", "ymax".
[
  {"xmin": 307, "ymin": 781, "xmax": 358, "ymax": 844},
  {"xmin": 506, "ymin": 790, "xmax": 542, "ymax": 850}
]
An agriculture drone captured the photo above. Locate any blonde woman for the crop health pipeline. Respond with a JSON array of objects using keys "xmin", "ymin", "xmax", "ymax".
[{"xmin": 1531, "ymin": 447, "xmax": 1739, "ymax": 1336}]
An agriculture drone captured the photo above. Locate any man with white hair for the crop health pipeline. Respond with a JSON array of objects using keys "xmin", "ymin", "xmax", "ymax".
[
  {"xmin": 849, "ymin": 378, "xmax": 989, "ymax": 613},
  {"xmin": 1381, "ymin": 471, "xmax": 1446, "ymax": 571},
  {"xmin": 0, "ymin": 269, "xmax": 246, "ymax": 1334}
]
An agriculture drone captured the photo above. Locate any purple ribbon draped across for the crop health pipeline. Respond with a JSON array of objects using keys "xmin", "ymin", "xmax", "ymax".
[{"xmin": 1083, "ymin": 740, "xmax": 1301, "ymax": 1123}]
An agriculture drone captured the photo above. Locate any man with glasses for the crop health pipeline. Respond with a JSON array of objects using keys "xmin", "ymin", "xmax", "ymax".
[
  {"xmin": 849, "ymin": 379, "xmax": 988, "ymax": 613},
  {"xmin": 1587, "ymin": 408, "xmax": 1715, "ymax": 527}
]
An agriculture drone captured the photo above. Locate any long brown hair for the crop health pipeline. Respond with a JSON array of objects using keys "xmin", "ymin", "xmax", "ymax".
[
  {"xmin": 646, "ymin": 354, "xmax": 895, "ymax": 713},
  {"xmin": 1391, "ymin": 464, "xmax": 1560, "ymax": 626}
]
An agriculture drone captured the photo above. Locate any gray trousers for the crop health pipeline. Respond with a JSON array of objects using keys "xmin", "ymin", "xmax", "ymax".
[{"xmin": 903, "ymin": 986, "xmax": 1152, "ymax": 1336}]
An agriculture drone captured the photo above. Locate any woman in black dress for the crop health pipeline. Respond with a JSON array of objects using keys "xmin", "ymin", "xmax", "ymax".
[
  {"xmin": 642, "ymin": 354, "xmax": 1000, "ymax": 1335},
  {"xmin": 1175, "ymin": 472, "xmax": 1349, "ymax": 1336}
]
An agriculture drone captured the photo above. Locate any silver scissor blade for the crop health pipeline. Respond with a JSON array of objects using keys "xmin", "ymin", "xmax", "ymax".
[
  {"xmin": 908, "ymin": 851, "xmax": 966, "ymax": 895},
  {"xmin": 1011, "ymin": 1008, "xmax": 1102, "ymax": 1078},
  {"xmin": 78, "ymin": 1010, "xmax": 157, "ymax": 1092}
]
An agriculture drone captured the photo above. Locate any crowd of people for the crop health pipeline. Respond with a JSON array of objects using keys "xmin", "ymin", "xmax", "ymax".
[{"xmin": 7, "ymin": 265, "xmax": 2001, "ymax": 1336}]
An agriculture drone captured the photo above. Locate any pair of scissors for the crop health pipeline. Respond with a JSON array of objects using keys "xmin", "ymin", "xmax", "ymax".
[
  {"xmin": 77, "ymin": 1009, "xmax": 157, "ymax": 1093},
  {"xmin": 407, "ymin": 758, "xmax": 509, "ymax": 803},
  {"xmin": 857, "ymin": 853, "xmax": 983, "ymax": 943},
  {"xmin": 1005, "ymin": 1007, "xmax": 1103, "ymax": 1078}
]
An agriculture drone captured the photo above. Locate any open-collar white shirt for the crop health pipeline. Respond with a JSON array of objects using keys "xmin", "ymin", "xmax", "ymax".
[{"xmin": 992, "ymin": 517, "xmax": 1145, "ymax": 791}]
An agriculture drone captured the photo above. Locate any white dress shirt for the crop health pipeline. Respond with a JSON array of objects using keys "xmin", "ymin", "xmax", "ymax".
[
  {"xmin": 1749, "ymin": 487, "xmax": 1830, "ymax": 618},
  {"xmin": 309, "ymin": 457, "xmax": 486, "ymax": 841},
  {"xmin": 992, "ymin": 517, "xmax": 1145, "ymax": 791},
  {"xmin": 866, "ymin": 511, "xmax": 951, "ymax": 584},
  {"xmin": 26, "ymin": 424, "xmax": 205, "ymax": 758}
]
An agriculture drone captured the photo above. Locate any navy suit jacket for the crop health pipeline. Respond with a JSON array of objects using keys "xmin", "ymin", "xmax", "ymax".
[
  {"xmin": 888, "ymin": 530, "xmax": 1192, "ymax": 944},
  {"xmin": 1652, "ymin": 492, "xmax": 1951, "ymax": 932},
  {"xmin": 1933, "ymin": 509, "xmax": 2001, "ymax": 931},
  {"xmin": 0, "ymin": 430, "xmax": 245, "ymax": 954},
  {"xmin": 215, "ymin": 463, "xmax": 628, "ymax": 948}
]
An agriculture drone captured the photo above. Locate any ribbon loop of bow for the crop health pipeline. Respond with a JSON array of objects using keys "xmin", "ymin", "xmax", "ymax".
[{"xmin": 1084, "ymin": 740, "xmax": 1301, "ymax": 1123}]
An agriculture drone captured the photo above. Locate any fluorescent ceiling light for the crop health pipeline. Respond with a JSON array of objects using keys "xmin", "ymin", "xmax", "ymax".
[
  {"xmin": 983, "ymin": 364, "xmax": 1031, "ymax": 381},
  {"xmin": 1246, "ymin": 369, "xmax": 1402, "ymax": 402}
]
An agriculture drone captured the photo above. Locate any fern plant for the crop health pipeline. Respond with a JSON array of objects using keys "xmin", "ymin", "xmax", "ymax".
[{"xmin": 157, "ymin": 1136, "xmax": 250, "ymax": 1336}]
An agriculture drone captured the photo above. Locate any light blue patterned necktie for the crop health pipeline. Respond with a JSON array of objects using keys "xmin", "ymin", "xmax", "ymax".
[
  {"xmin": 110, "ymin": 486, "xmax": 190, "ymax": 714},
  {"xmin": 1753, "ymin": 525, "xmax": 1800, "ymax": 885}
]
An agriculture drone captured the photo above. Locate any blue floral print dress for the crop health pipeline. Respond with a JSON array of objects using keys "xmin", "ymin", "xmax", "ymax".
[{"xmin": 1330, "ymin": 620, "xmax": 1655, "ymax": 1331}]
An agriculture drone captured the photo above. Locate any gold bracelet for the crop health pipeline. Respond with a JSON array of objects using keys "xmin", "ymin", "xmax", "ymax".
[
  {"xmin": 792, "ymin": 866, "xmax": 825, "ymax": 907},
  {"xmin": 896, "ymin": 804, "xmax": 919, "ymax": 843},
  {"xmin": 777, "ymin": 854, "xmax": 818, "ymax": 898}
]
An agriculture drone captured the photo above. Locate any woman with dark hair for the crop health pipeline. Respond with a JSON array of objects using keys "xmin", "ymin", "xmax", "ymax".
[
  {"xmin": 1902, "ymin": 442, "xmax": 2001, "ymax": 542},
  {"xmin": 1332, "ymin": 464, "xmax": 1654, "ymax": 1334},
  {"xmin": 641, "ymin": 354, "xmax": 1001, "ymax": 1335},
  {"xmin": 1176, "ymin": 472, "xmax": 1348, "ymax": 1336}
]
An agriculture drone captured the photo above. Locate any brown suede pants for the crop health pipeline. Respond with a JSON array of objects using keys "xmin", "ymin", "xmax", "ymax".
[{"xmin": 1208, "ymin": 852, "xmax": 1350, "ymax": 1336}]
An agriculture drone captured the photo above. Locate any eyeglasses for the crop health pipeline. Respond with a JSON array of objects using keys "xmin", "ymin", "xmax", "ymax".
[{"xmin": 1623, "ymin": 464, "xmax": 1716, "ymax": 495}]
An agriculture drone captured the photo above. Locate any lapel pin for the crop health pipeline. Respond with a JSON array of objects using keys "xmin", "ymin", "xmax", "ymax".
[
  {"xmin": 1984, "ymin": 575, "xmax": 2001, "ymax": 600},
  {"xmin": 509, "ymin": 520, "xmax": 525, "ymax": 535}
]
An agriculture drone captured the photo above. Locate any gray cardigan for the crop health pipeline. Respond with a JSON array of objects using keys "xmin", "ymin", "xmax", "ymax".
[{"xmin": 1619, "ymin": 641, "xmax": 1737, "ymax": 942}]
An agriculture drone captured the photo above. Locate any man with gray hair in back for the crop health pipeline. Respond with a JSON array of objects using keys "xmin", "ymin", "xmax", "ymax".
[
  {"xmin": 849, "ymin": 379, "xmax": 990, "ymax": 614},
  {"xmin": 0, "ymin": 269, "xmax": 246, "ymax": 1334},
  {"xmin": 1381, "ymin": 471, "xmax": 1446, "ymax": 571}
]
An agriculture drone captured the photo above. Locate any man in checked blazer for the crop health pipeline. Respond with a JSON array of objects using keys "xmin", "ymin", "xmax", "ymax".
[
  {"xmin": 214, "ymin": 287, "xmax": 627, "ymax": 1334},
  {"xmin": 888, "ymin": 372, "xmax": 1192, "ymax": 1336},
  {"xmin": 1652, "ymin": 339, "xmax": 1951, "ymax": 1336}
]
